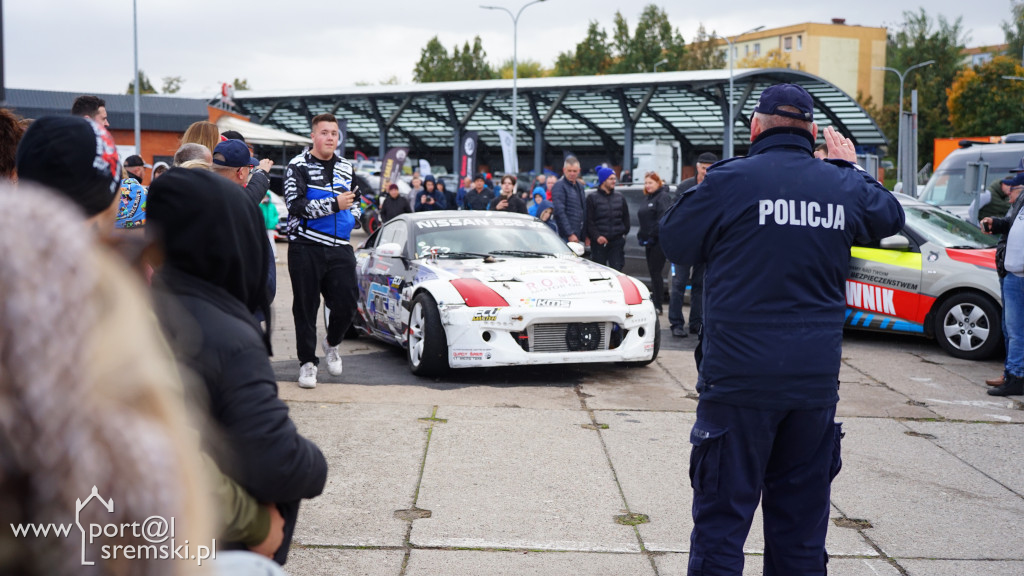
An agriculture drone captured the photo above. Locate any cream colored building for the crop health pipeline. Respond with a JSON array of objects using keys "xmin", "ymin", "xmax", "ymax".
[{"xmin": 727, "ymin": 20, "xmax": 888, "ymax": 107}]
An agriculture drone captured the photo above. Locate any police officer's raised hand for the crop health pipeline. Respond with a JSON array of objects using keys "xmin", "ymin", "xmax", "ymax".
[
  {"xmin": 824, "ymin": 126, "xmax": 857, "ymax": 163},
  {"xmin": 258, "ymin": 158, "xmax": 274, "ymax": 172}
]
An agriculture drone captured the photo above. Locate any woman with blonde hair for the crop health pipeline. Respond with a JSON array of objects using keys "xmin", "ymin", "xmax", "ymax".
[{"xmin": 181, "ymin": 120, "xmax": 221, "ymax": 153}]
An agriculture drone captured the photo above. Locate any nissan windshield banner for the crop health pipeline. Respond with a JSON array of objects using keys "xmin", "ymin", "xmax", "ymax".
[
  {"xmin": 460, "ymin": 131, "xmax": 480, "ymax": 179},
  {"xmin": 380, "ymin": 147, "xmax": 409, "ymax": 194}
]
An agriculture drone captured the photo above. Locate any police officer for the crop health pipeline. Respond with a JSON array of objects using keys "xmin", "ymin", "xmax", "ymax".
[{"xmin": 659, "ymin": 83, "xmax": 905, "ymax": 576}]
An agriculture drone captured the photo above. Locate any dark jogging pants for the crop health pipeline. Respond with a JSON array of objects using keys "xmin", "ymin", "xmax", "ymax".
[{"xmin": 288, "ymin": 241, "xmax": 359, "ymax": 366}]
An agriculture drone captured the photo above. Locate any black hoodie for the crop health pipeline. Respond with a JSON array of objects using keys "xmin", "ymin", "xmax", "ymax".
[{"xmin": 147, "ymin": 169, "xmax": 327, "ymax": 564}]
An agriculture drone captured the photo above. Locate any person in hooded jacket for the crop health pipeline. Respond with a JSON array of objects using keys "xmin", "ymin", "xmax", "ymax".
[
  {"xmin": 636, "ymin": 171, "xmax": 673, "ymax": 315},
  {"xmin": 535, "ymin": 198, "xmax": 559, "ymax": 235},
  {"xmin": 415, "ymin": 174, "xmax": 446, "ymax": 211},
  {"xmin": 147, "ymin": 168, "xmax": 328, "ymax": 566}
]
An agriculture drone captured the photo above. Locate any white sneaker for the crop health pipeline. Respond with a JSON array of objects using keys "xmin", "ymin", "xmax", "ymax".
[
  {"xmin": 298, "ymin": 362, "xmax": 317, "ymax": 389},
  {"xmin": 322, "ymin": 336, "xmax": 343, "ymax": 376}
]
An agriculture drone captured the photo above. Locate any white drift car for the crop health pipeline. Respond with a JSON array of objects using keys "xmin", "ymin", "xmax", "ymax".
[{"xmin": 354, "ymin": 211, "xmax": 660, "ymax": 376}]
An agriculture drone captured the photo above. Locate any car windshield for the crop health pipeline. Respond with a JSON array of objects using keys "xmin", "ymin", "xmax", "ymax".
[
  {"xmin": 920, "ymin": 170, "xmax": 1010, "ymax": 207},
  {"xmin": 411, "ymin": 218, "xmax": 574, "ymax": 259},
  {"xmin": 904, "ymin": 205, "xmax": 997, "ymax": 248}
]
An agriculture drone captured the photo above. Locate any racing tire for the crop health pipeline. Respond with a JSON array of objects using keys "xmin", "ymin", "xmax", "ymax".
[
  {"xmin": 625, "ymin": 316, "xmax": 661, "ymax": 367},
  {"xmin": 407, "ymin": 292, "xmax": 450, "ymax": 377},
  {"xmin": 362, "ymin": 209, "xmax": 382, "ymax": 235},
  {"xmin": 933, "ymin": 292, "xmax": 1003, "ymax": 361}
]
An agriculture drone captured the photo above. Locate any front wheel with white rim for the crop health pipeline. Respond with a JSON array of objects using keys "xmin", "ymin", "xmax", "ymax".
[
  {"xmin": 933, "ymin": 292, "xmax": 1003, "ymax": 360},
  {"xmin": 407, "ymin": 292, "xmax": 450, "ymax": 377}
]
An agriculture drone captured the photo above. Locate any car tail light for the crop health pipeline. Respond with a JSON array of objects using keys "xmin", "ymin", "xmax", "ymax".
[
  {"xmin": 617, "ymin": 275, "xmax": 643, "ymax": 305},
  {"xmin": 450, "ymin": 278, "xmax": 509, "ymax": 307}
]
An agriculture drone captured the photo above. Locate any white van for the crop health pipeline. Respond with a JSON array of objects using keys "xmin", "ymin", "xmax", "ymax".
[{"xmin": 918, "ymin": 142, "xmax": 1024, "ymax": 220}]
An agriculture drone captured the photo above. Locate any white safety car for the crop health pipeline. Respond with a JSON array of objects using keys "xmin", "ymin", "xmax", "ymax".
[{"xmin": 354, "ymin": 211, "xmax": 660, "ymax": 376}]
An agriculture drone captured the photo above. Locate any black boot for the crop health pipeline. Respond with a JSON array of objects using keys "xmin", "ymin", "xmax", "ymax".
[{"xmin": 988, "ymin": 373, "xmax": 1024, "ymax": 396}]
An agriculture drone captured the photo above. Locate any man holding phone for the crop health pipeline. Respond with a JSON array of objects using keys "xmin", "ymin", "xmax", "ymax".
[
  {"xmin": 283, "ymin": 113, "xmax": 361, "ymax": 388},
  {"xmin": 980, "ymin": 172, "xmax": 1024, "ymax": 396}
]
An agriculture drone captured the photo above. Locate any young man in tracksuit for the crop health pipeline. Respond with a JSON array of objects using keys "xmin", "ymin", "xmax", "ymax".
[
  {"xmin": 284, "ymin": 113, "xmax": 361, "ymax": 389},
  {"xmin": 660, "ymin": 84, "xmax": 905, "ymax": 576}
]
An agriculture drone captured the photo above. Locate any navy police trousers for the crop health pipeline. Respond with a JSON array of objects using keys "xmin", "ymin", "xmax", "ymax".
[{"xmin": 688, "ymin": 400, "xmax": 843, "ymax": 576}]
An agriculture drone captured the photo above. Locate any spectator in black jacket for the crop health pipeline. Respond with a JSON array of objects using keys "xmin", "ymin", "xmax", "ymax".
[
  {"xmin": 637, "ymin": 171, "xmax": 673, "ymax": 314},
  {"xmin": 669, "ymin": 151, "xmax": 718, "ymax": 337},
  {"xmin": 489, "ymin": 174, "xmax": 529, "ymax": 213},
  {"xmin": 584, "ymin": 166, "xmax": 629, "ymax": 271},
  {"xmin": 463, "ymin": 173, "xmax": 494, "ymax": 211},
  {"xmin": 380, "ymin": 182, "xmax": 412, "ymax": 222},
  {"xmin": 148, "ymin": 168, "xmax": 328, "ymax": 565}
]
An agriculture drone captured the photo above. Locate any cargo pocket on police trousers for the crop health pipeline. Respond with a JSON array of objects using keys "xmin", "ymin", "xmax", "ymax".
[
  {"xmin": 689, "ymin": 421, "xmax": 728, "ymax": 497},
  {"xmin": 829, "ymin": 422, "xmax": 844, "ymax": 482}
]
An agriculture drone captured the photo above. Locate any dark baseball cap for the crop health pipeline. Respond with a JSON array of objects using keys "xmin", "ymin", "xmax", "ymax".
[
  {"xmin": 696, "ymin": 152, "xmax": 719, "ymax": 165},
  {"xmin": 1004, "ymin": 173, "xmax": 1024, "ymax": 187},
  {"xmin": 212, "ymin": 139, "xmax": 258, "ymax": 168},
  {"xmin": 753, "ymin": 83, "xmax": 814, "ymax": 121},
  {"xmin": 124, "ymin": 154, "xmax": 150, "ymax": 168},
  {"xmin": 16, "ymin": 116, "xmax": 120, "ymax": 217}
]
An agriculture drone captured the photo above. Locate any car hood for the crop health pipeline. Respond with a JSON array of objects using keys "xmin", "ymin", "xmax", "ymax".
[{"xmin": 423, "ymin": 256, "xmax": 632, "ymax": 304}]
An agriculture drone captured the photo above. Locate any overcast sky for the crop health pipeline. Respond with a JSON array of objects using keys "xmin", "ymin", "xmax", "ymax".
[{"xmin": 2, "ymin": 0, "xmax": 1014, "ymax": 97}]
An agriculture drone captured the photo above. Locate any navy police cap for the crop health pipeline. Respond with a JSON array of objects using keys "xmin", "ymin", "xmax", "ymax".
[{"xmin": 753, "ymin": 83, "xmax": 814, "ymax": 121}]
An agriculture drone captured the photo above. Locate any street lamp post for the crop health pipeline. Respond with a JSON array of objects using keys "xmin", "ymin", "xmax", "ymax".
[
  {"xmin": 481, "ymin": 0, "xmax": 547, "ymax": 173},
  {"xmin": 717, "ymin": 26, "xmax": 763, "ymax": 159},
  {"xmin": 653, "ymin": 58, "xmax": 668, "ymax": 73},
  {"xmin": 132, "ymin": 0, "xmax": 141, "ymax": 156},
  {"xmin": 874, "ymin": 60, "xmax": 934, "ymax": 186}
]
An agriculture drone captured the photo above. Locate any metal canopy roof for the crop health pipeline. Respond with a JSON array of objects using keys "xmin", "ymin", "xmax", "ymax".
[{"xmin": 230, "ymin": 68, "xmax": 886, "ymax": 174}]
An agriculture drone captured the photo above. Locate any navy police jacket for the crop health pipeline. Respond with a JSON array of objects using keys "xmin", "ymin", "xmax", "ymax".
[{"xmin": 659, "ymin": 128, "xmax": 905, "ymax": 410}]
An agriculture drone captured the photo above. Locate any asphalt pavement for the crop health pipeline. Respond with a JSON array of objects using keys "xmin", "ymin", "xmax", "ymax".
[{"xmin": 267, "ymin": 241, "xmax": 1024, "ymax": 576}]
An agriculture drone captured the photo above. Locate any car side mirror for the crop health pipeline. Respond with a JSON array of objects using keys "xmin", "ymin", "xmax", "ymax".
[
  {"xmin": 880, "ymin": 234, "xmax": 910, "ymax": 251},
  {"xmin": 567, "ymin": 241, "xmax": 585, "ymax": 257},
  {"xmin": 377, "ymin": 242, "xmax": 404, "ymax": 258}
]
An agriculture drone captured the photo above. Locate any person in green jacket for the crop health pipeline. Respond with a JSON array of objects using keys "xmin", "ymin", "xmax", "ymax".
[{"xmin": 260, "ymin": 192, "xmax": 280, "ymax": 260}]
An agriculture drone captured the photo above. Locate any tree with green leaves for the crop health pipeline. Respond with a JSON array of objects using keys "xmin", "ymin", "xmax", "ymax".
[
  {"xmin": 126, "ymin": 70, "xmax": 156, "ymax": 95},
  {"xmin": 414, "ymin": 36, "xmax": 456, "ymax": 82},
  {"xmin": 1003, "ymin": 1, "xmax": 1024, "ymax": 65},
  {"xmin": 609, "ymin": 4, "xmax": 686, "ymax": 74},
  {"xmin": 413, "ymin": 36, "xmax": 494, "ymax": 82},
  {"xmin": 554, "ymin": 21, "xmax": 613, "ymax": 76},
  {"xmin": 681, "ymin": 24, "xmax": 727, "ymax": 70},
  {"xmin": 497, "ymin": 58, "xmax": 549, "ymax": 79},
  {"xmin": 452, "ymin": 37, "xmax": 495, "ymax": 81},
  {"xmin": 948, "ymin": 56, "xmax": 1024, "ymax": 135},
  {"xmin": 232, "ymin": 78, "xmax": 250, "ymax": 91},
  {"xmin": 161, "ymin": 76, "xmax": 184, "ymax": 94},
  {"xmin": 881, "ymin": 9, "xmax": 968, "ymax": 170}
]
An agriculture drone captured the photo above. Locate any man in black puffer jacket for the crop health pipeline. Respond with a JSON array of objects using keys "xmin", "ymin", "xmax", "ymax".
[
  {"xmin": 148, "ymin": 168, "xmax": 328, "ymax": 566},
  {"xmin": 584, "ymin": 166, "xmax": 630, "ymax": 271}
]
